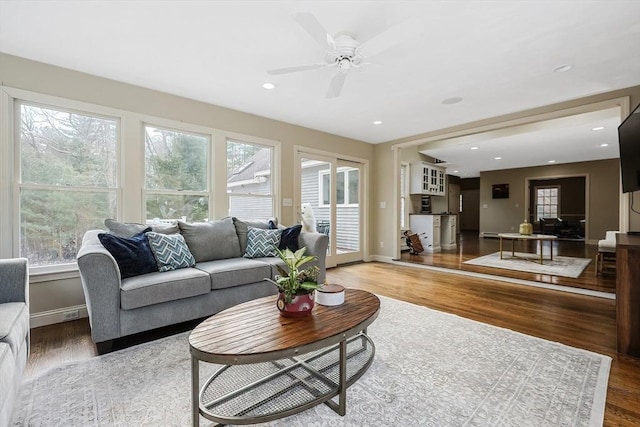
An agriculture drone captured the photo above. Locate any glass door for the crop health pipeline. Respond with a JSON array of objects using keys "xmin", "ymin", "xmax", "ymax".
[{"xmin": 296, "ymin": 151, "xmax": 364, "ymax": 267}]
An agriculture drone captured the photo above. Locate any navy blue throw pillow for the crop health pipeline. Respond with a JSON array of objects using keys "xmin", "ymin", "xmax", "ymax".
[
  {"xmin": 98, "ymin": 229, "xmax": 158, "ymax": 279},
  {"xmin": 278, "ymin": 225, "xmax": 302, "ymax": 252}
]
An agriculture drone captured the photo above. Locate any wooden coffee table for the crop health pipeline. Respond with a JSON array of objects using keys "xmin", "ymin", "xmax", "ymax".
[
  {"xmin": 498, "ymin": 233, "xmax": 558, "ymax": 264},
  {"xmin": 188, "ymin": 288, "xmax": 380, "ymax": 426}
]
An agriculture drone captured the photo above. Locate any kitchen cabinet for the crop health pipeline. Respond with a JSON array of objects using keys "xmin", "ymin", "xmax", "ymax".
[
  {"xmin": 409, "ymin": 214, "xmax": 457, "ymax": 253},
  {"xmin": 410, "ymin": 162, "xmax": 446, "ymax": 196}
]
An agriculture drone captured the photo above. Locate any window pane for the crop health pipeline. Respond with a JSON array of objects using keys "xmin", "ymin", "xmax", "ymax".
[
  {"xmin": 227, "ymin": 142, "xmax": 272, "ymax": 195},
  {"xmin": 146, "ymin": 194, "xmax": 209, "ymax": 222},
  {"xmin": 322, "ymin": 173, "xmax": 330, "ymax": 205},
  {"xmin": 229, "ymin": 195, "xmax": 273, "ymax": 219},
  {"xmin": 400, "ymin": 197, "xmax": 405, "ymax": 228},
  {"xmin": 145, "ymin": 126, "xmax": 207, "ymax": 191},
  {"xmin": 348, "ymin": 169, "xmax": 359, "ymax": 204},
  {"xmin": 20, "ymin": 104, "xmax": 117, "ymax": 187},
  {"xmin": 21, "ymin": 189, "xmax": 116, "ymax": 266},
  {"xmin": 336, "ymin": 171, "xmax": 345, "ymax": 204}
]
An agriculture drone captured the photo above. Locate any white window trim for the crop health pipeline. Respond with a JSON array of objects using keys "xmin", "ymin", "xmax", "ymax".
[
  {"xmin": 400, "ymin": 162, "xmax": 409, "ymax": 230},
  {"xmin": 534, "ymin": 185, "xmax": 561, "ymax": 221},
  {"xmin": 318, "ymin": 167, "xmax": 359, "ymax": 207}
]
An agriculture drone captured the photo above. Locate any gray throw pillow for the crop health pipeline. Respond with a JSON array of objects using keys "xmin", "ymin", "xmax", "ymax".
[
  {"xmin": 105, "ymin": 218, "xmax": 179, "ymax": 237},
  {"xmin": 179, "ymin": 217, "xmax": 241, "ymax": 262}
]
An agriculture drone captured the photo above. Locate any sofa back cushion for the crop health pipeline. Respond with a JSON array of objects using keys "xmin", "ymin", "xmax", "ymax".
[
  {"xmin": 179, "ymin": 217, "xmax": 241, "ymax": 262},
  {"xmin": 233, "ymin": 217, "xmax": 278, "ymax": 254},
  {"xmin": 105, "ymin": 218, "xmax": 179, "ymax": 237}
]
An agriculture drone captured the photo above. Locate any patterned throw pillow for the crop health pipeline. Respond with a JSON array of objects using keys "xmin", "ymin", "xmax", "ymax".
[
  {"xmin": 146, "ymin": 232, "xmax": 196, "ymax": 272},
  {"xmin": 244, "ymin": 227, "xmax": 282, "ymax": 258}
]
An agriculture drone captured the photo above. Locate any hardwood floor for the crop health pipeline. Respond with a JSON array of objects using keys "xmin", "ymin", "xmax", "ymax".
[
  {"xmin": 400, "ymin": 230, "xmax": 617, "ymax": 293},
  {"xmin": 26, "ymin": 262, "xmax": 638, "ymax": 426}
]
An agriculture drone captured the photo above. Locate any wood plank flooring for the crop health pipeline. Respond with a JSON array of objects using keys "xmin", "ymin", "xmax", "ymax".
[
  {"xmin": 26, "ymin": 261, "xmax": 638, "ymax": 426},
  {"xmin": 400, "ymin": 231, "xmax": 616, "ymax": 293}
]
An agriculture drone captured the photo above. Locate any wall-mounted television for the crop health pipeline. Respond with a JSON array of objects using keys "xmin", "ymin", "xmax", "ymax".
[{"xmin": 618, "ymin": 103, "xmax": 640, "ymax": 193}]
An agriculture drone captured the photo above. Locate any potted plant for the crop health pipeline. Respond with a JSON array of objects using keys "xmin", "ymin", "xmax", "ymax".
[{"xmin": 266, "ymin": 247, "xmax": 323, "ymax": 317}]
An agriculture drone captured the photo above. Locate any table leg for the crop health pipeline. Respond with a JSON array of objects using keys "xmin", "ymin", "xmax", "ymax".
[
  {"xmin": 538, "ymin": 239, "xmax": 542, "ymax": 264},
  {"xmin": 550, "ymin": 240, "xmax": 554, "ymax": 261},
  {"xmin": 191, "ymin": 355, "xmax": 199, "ymax": 427},
  {"xmin": 500, "ymin": 237, "xmax": 503, "ymax": 259},
  {"xmin": 338, "ymin": 340, "xmax": 347, "ymax": 416},
  {"xmin": 512, "ymin": 239, "xmax": 515, "ymax": 257}
]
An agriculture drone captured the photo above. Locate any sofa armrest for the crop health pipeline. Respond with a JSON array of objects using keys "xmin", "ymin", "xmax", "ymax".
[
  {"xmin": 297, "ymin": 232, "xmax": 329, "ymax": 284},
  {"xmin": 0, "ymin": 258, "xmax": 28, "ymax": 305},
  {"xmin": 76, "ymin": 230, "xmax": 122, "ymax": 343}
]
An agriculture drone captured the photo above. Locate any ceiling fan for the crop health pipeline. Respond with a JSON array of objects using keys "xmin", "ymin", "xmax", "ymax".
[{"xmin": 268, "ymin": 13, "xmax": 424, "ymax": 98}]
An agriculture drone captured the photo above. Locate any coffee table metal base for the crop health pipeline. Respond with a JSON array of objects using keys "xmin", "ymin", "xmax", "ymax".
[{"xmin": 192, "ymin": 332, "xmax": 374, "ymax": 425}]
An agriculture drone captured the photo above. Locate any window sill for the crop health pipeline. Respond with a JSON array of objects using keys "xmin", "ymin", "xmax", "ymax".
[{"xmin": 29, "ymin": 263, "xmax": 80, "ymax": 284}]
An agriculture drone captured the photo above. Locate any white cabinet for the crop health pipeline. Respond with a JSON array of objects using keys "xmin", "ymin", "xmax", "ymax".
[
  {"xmin": 410, "ymin": 162, "xmax": 446, "ymax": 196},
  {"xmin": 409, "ymin": 214, "xmax": 441, "ymax": 253},
  {"xmin": 410, "ymin": 214, "xmax": 457, "ymax": 253}
]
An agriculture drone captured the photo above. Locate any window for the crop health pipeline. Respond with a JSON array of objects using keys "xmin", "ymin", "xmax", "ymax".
[
  {"xmin": 144, "ymin": 125, "xmax": 209, "ymax": 222},
  {"xmin": 535, "ymin": 186, "xmax": 560, "ymax": 220},
  {"xmin": 319, "ymin": 167, "xmax": 359, "ymax": 206},
  {"xmin": 400, "ymin": 163, "xmax": 409, "ymax": 228},
  {"xmin": 227, "ymin": 140, "xmax": 274, "ymax": 219},
  {"xmin": 18, "ymin": 103, "xmax": 118, "ymax": 267}
]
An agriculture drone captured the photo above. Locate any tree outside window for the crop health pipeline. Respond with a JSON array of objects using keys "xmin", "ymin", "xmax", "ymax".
[
  {"xmin": 19, "ymin": 103, "xmax": 118, "ymax": 266},
  {"xmin": 144, "ymin": 126, "xmax": 209, "ymax": 222}
]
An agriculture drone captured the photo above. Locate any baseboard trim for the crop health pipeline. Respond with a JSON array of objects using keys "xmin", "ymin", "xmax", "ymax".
[{"xmin": 30, "ymin": 304, "xmax": 89, "ymax": 329}]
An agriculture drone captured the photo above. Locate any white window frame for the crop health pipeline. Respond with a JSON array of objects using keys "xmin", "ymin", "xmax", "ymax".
[
  {"xmin": 400, "ymin": 162, "xmax": 409, "ymax": 229},
  {"xmin": 535, "ymin": 185, "xmax": 561, "ymax": 221},
  {"xmin": 318, "ymin": 167, "xmax": 359, "ymax": 207},
  {"xmin": 143, "ymin": 123, "xmax": 211, "ymax": 223},
  {"xmin": 226, "ymin": 137, "xmax": 278, "ymax": 219}
]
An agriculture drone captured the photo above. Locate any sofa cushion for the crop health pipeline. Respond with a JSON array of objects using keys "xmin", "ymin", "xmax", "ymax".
[
  {"xmin": 105, "ymin": 219, "xmax": 179, "ymax": 237},
  {"xmin": 244, "ymin": 227, "xmax": 282, "ymax": 258},
  {"xmin": 98, "ymin": 231, "xmax": 158, "ymax": 279},
  {"xmin": 0, "ymin": 302, "xmax": 29, "ymax": 357},
  {"xmin": 196, "ymin": 258, "xmax": 272, "ymax": 290},
  {"xmin": 278, "ymin": 225, "xmax": 302, "ymax": 252},
  {"xmin": 120, "ymin": 268, "xmax": 211, "ymax": 310},
  {"xmin": 253, "ymin": 256, "xmax": 287, "ymax": 280},
  {"xmin": 146, "ymin": 232, "xmax": 196, "ymax": 272},
  {"xmin": 179, "ymin": 218, "xmax": 241, "ymax": 262}
]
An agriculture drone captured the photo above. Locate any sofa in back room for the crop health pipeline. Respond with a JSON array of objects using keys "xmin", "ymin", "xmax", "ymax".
[{"xmin": 77, "ymin": 217, "xmax": 329, "ymax": 353}]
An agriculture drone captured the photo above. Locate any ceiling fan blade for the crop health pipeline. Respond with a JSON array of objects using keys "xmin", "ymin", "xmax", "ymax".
[
  {"xmin": 326, "ymin": 73, "xmax": 348, "ymax": 98},
  {"xmin": 357, "ymin": 18, "xmax": 424, "ymax": 58},
  {"xmin": 294, "ymin": 12, "xmax": 335, "ymax": 51},
  {"xmin": 267, "ymin": 64, "xmax": 326, "ymax": 75}
]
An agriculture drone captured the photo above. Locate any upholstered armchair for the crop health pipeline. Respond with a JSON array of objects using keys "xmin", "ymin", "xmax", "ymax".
[{"xmin": 596, "ymin": 231, "xmax": 618, "ymax": 275}]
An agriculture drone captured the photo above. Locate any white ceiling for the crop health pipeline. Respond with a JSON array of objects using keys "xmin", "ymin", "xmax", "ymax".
[{"xmin": 1, "ymin": 1, "xmax": 639, "ymax": 176}]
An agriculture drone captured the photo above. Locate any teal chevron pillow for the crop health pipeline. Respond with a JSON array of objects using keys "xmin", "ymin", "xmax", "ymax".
[
  {"xmin": 146, "ymin": 231, "xmax": 196, "ymax": 272},
  {"xmin": 244, "ymin": 227, "xmax": 282, "ymax": 258}
]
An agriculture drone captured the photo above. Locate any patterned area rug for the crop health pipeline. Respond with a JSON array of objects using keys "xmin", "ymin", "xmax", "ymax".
[
  {"xmin": 13, "ymin": 296, "xmax": 610, "ymax": 426},
  {"xmin": 464, "ymin": 252, "xmax": 592, "ymax": 278}
]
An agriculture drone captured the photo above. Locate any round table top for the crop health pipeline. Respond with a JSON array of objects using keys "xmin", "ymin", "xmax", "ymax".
[{"xmin": 189, "ymin": 288, "xmax": 380, "ymax": 364}]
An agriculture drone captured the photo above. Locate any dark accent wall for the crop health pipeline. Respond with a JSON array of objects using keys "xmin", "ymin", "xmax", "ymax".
[
  {"xmin": 460, "ymin": 177, "xmax": 480, "ymax": 191},
  {"xmin": 529, "ymin": 177, "xmax": 586, "ymax": 221}
]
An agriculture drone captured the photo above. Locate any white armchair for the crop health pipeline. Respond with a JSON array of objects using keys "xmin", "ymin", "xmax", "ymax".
[{"xmin": 596, "ymin": 231, "xmax": 618, "ymax": 275}]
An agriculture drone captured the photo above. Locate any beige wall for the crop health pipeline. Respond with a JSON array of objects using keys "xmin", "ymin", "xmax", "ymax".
[
  {"xmin": 0, "ymin": 53, "xmax": 374, "ymax": 319},
  {"xmin": 374, "ymin": 85, "xmax": 640, "ymax": 260},
  {"xmin": 479, "ymin": 159, "xmax": 619, "ymax": 240}
]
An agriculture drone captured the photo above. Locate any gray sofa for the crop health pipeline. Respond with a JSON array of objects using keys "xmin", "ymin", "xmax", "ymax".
[
  {"xmin": 0, "ymin": 258, "xmax": 29, "ymax": 427},
  {"xmin": 77, "ymin": 217, "xmax": 328, "ymax": 353}
]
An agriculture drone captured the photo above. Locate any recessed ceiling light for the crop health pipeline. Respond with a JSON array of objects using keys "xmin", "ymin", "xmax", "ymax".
[
  {"xmin": 262, "ymin": 83, "xmax": 276, "ymax": 90},
  {"xmin": 470, "ymin": 146, "xmax": 479, "ymax": 150},
  {"xmin": 373, "ymin": 120, "xmax": 383, "ymax": 125},
  {"xmin": 553, "ymin": 64, "xmax": 573, "ymax": 73},
  {"xmin": 600, "ymin": 143, "xmax": 609, "ymax": 147},
  {"xmin": 592, "ymin": 126, "xmax": 605, "ymax": 131},
  {"xmin": 442, "ymin": 97, "xmax": 463, "ymax": 105},
  {"xmin": 494, "ymin": 157, "xmax": 502, "ymax": 160},
  {"xmin": 548, "ymin": 160, "xmax": 556, "ymax": 163}
]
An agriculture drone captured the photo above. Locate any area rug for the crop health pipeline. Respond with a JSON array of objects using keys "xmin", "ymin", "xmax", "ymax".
[
  {"xmin": 464, "ymin": 252, "xmax": 592, "ymax": 278},
  {"xmin": 13, "ymin": 296, "xmax": 610, "ymax": 427}
]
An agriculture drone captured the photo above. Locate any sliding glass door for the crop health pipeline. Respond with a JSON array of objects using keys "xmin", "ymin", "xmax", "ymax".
[{"xmin": 296, "ymin": 151, "xmax": 363, "ymax": 267}]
